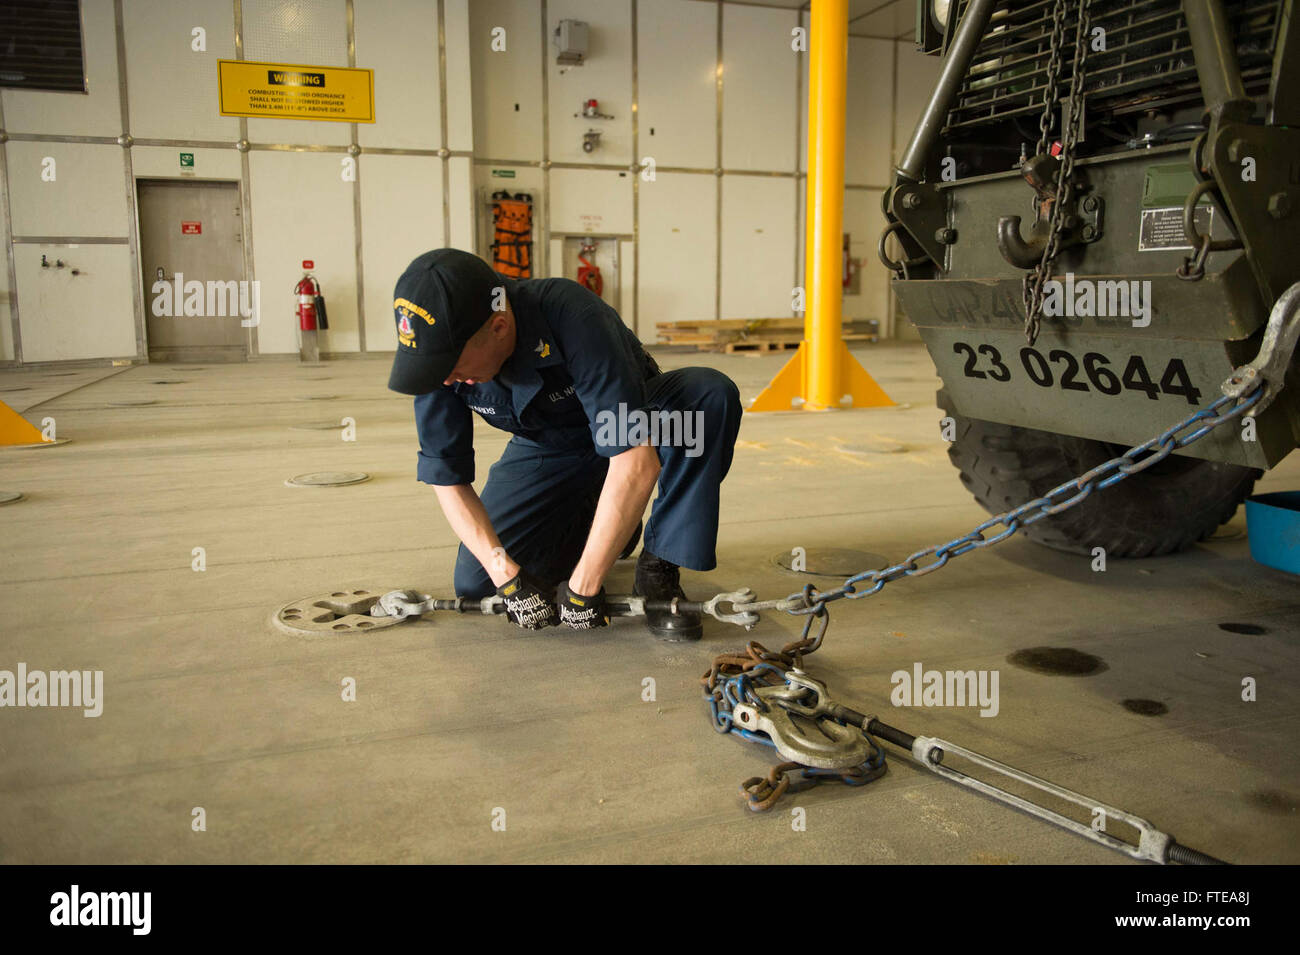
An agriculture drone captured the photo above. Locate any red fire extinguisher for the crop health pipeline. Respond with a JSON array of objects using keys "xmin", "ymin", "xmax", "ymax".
[{"xmin": 296, "ymin": 267, "xmax": 320, "ymax": 332}]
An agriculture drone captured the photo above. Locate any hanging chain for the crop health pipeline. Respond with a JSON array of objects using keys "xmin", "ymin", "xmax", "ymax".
[
  {"xmin": 1023, "ymin": 0, "xmax": 1093, "ymax": 345},
  {"xmin": 1034, "ymin": 0, "xmax": 1068, "ymax": 160}
]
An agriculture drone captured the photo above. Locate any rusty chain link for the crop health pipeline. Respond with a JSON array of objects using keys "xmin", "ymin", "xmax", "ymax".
[{"xmin": 703, "ymin": 592, "xmax": 889, "ymax": 811}]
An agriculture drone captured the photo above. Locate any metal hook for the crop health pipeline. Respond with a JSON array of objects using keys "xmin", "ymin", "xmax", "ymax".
[{"xmin": 996, "ymin": 215, "xmax": 1050, "ymax": 269}]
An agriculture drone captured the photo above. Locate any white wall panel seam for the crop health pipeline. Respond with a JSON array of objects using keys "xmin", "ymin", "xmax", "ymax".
[
  {"xmin": 114, "ymin": 0, "xmax": 146, "ymax": 359},
  {"xmin": 439, "ymin": 0, "xmax": 452, "ymax": 247},
  {"xmin": 12, "ymin": 236, "xmax": 130, "ymax": 244},
  {"xmin": 3, "ymin": 134, "xmax": 120, "ymax": 144},
  {"xmin": 2, "ymin": 136, "xmax": 475, "ymax": 155},
  {"xmin": 235, "ymin": 0, "xmax": 259, "ymax": 357},
  {"xmin": 121, "ymin": 139, "xmax": 239, "ymax": 149},
  {"xmin": 540, "ymin": 0, "xmax": 550, "ymax": 277},
  {"xmin": 0, "ymin": 93, "xmax": 22, "ymax": 363},
  {"xmin": 0, "ymin": 139, "xmax": 484, "ymax": 154},
  {"xmin": 347, "ymin": 0, "xmax": 365, "ymax": 352},
  {"xmin": 888, "ymin": 38, "xmax": 899, "ymax": 339}
]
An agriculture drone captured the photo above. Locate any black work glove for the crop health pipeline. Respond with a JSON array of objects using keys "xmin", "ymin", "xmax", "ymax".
[
  {"xmin": 496, "ymin": 572, "xmax": 559, "ymax": 630},
  {"xmin": 557, "ymin": 580, "xmax": 609, "ymax": 630}
]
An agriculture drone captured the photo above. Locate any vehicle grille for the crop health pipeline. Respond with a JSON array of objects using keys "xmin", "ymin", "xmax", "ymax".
[{"xmin": 942, "ymin": 0, "xmax": 1282, "ymax": 135}]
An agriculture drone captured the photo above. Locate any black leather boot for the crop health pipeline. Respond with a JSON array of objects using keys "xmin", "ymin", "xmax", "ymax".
[{"xmin": 634, "ymin": 549, "xmax": 703, "ymax": 641}]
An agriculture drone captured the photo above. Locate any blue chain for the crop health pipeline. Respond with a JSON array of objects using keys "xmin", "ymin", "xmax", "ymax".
[{"xmin": 785, "ymin": 385, "xmax": 1265, "ymax": 615}]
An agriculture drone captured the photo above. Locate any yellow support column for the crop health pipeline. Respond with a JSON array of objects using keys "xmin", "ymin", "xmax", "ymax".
[{"xmin": 750, "ymin": 0, "xmax": 892, "ymax": 412}]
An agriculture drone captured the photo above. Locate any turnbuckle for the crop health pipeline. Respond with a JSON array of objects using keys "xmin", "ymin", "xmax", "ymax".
[
  {"xmin": 367, "ymin": 586, "xmax": 799, "ymax": 630},
  {"xmin": 907, "ymin": 735, "xmax": 1185, "ymax": 864},
  {"xmin": 728, "ymin": 668, "xmax": 1225, "ymax": 864}
]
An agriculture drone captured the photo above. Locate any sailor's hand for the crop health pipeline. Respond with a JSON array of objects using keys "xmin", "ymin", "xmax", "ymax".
[
  {"xmin": 558, "ymin": 580, "xmax": 609, "ymax": 630},
  {"xmin": 496, "ymin": 572, "xmax": 559, "ymax": 630}
]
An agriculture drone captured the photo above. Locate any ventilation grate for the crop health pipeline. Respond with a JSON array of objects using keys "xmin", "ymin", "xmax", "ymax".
[{"xmin": 0, "ymin": 0, "xmax": 87, "ymax": 93}]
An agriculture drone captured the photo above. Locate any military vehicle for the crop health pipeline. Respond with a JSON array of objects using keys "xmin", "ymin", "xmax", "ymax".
[{"xmin": 883, "ymin": 0, "xmax": 1300, "ymax": 555}]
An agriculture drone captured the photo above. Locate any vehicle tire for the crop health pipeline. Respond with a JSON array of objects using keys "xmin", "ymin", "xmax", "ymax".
[{"xmin": 947, "ymin": 413, "xmax": 1260, "ymax": 557}]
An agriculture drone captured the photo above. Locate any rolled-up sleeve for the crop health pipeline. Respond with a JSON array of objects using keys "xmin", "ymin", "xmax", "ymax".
[
  {"xmin": 562, "ymin": 304, "xmax": 649, "ymax": 458},
  {"xmin": 413, "ymin": 389, "xmax": 474, "ymax": 485}
]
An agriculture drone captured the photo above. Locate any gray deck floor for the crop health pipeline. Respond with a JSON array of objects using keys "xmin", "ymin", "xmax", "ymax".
[{"xmin": 1, "ymin": 343, "xmax": 1297, "ymax": 864}]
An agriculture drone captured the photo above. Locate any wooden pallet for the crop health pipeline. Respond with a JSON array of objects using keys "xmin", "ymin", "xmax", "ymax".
[
  {"xmin": 723, "ymin": 339, "xmax": 802, "ymax": 354},
  {"xmin": 720, "ymin": 331, "xmax": 878, "ymax": 355}
]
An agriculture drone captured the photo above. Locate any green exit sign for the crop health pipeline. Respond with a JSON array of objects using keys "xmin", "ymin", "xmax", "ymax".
[
  {"xmin": 179, "ymin": 152, "xmax": 195, "ymax": 168},
  {"xmin": 490, "ymin": 168, "xmax": 515, "ymax": 179}
]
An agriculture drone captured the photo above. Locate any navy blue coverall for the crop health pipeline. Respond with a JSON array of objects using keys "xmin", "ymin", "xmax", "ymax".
[{"xmin": 413, "ymin": 276, "xmax": 743, "ymax": 599}]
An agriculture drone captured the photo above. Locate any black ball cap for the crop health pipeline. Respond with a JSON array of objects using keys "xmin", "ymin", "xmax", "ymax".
[{"xmin": 387, "ymin": 249, "xmax": 504, "ymax": 395}]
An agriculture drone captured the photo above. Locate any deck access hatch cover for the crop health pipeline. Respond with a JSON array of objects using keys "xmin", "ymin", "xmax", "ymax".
[{"xmin": 284, "ymin": 471, "xmax": 370, "ymax": 487}]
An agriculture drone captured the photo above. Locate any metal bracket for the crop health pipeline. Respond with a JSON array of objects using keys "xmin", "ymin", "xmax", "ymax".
[
  {"xmin": 996, "ymin": 165, "xmax": 1103, "ymax": 270},
  {"xmin": 886, "ymin": 181, "xmax": 948, "ymax": 267},
  {"xmin": 1204, "ymin": 123, "xmax": 1300, "ymax": 303}
]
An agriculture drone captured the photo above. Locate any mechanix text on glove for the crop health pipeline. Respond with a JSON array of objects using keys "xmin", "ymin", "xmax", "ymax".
[
  {"xmin": 496, "ymin": 573, "xmax": 559, "ymax": 630},
  {"xmin": 558, "ymin": 580, "xmax": 609, "ymax": 630}
]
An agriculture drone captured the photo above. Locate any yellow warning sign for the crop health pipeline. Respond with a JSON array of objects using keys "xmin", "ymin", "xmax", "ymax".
[{"xmin": 218, "ymin": 60, "xmax": 374, "ymax": 123}]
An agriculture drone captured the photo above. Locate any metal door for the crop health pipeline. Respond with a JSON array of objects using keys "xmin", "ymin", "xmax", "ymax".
[{"xmin": 137, "ymin": 180, "xmax": 247, "ymax": 362}]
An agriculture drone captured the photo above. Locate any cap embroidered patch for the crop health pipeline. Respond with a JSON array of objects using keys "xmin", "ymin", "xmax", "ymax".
[{"xmin": 397, "ymin": 313, "xmax": 415, "ymax": 347}]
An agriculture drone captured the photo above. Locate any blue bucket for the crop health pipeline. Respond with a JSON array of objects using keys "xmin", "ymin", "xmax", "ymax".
[{"xmin": 1245, "ymin": 491, "xmax": 1300, "ymax": 575}]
